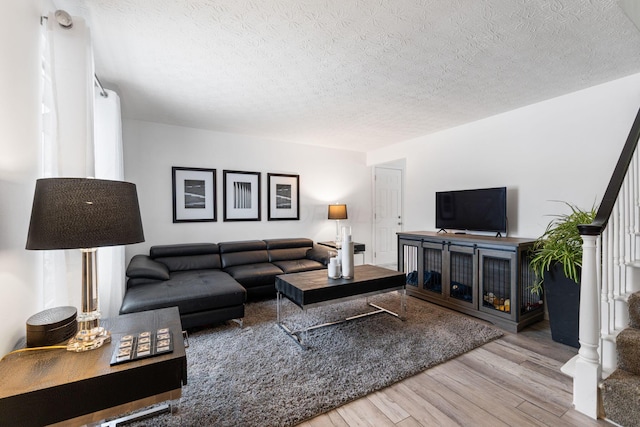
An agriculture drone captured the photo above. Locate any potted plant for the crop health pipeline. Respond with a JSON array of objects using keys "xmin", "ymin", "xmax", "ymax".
[{"xmin": 529, "ymin": 202, "xmax": 597, "ymax": 348}]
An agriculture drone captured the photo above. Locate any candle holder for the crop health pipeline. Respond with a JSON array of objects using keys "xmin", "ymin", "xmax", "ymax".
[{"xmin": 327, "ymin": 250, "xmax": 341, "ymax": 279}]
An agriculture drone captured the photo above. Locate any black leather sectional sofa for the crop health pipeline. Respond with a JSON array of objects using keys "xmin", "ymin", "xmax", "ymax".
[{"xmin": 120, "ymin": 238, "xmax": 331, "ymax": 329}]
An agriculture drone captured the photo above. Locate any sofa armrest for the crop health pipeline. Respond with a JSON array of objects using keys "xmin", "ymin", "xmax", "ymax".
[
  {"xmin": 126, "ymin": 254, "xmax": 170, "ymax": 281},
  {"xmin": 306, "ymin": 245, "xmax": 333, "ymax": 266}
]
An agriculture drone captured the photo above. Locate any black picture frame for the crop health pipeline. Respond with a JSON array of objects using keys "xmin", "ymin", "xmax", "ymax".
[
  {"xmin": 223, "ymin": 170, "xmax": 261, "ymax": 221},
  {"xmin": 172, "ymin": 167, "xmax": 217, "ymax": 223},
  {"xmin": 267, "ymin": 173, "xmax": 300, "ymax": 221}
]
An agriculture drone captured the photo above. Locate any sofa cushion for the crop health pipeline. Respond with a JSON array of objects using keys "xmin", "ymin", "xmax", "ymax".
[
  {"xmin": 305, "ymin": 245, "xmax": 332, "ymax": 266},
  {"xmin": 268, "ymin": 247, "xmax": 310, "ymax": 262},
  {"xmin": 150, "ymin": 243, "xmax": 221, "ymax": 271},
  {"xmin": 219, "ymin": 240, "xmax": 269, "ymax": 268},
  {"xmin": 155, "ymin": 254, "xmax": 221, "ymax": 272},
  {"xmin": 126, "ymin": 255, "xmax": 170, "ymax": 281},
  {"xmin": 127, "ymin": 277, "xmax": 162, "ymax": 288},
  {"xmin": 264, "ymin": 238, "xmax": 313, "ymax": 250},
  {"xmin": 150, "ymin": 243, "xmax": 219, "ymax": 258},
  {"xmin": 120, "ymin": 270, "xmax": 246, "ymax": 316},
  {"xmin": 272, "ymin": 259, "xmax": 325, "ymax": 274},
  {"xmin": 264, "ymin": 238, "xmax": 315, "ymax": 262},
  {"xmin": 223, "ymin": 262, "xmax": 283, "ymax": 288}
]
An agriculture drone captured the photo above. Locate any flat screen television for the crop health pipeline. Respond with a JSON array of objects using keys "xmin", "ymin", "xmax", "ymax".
[{"xmin": 435, "ymin": 187, "xmax": 507, "ymax": 234}]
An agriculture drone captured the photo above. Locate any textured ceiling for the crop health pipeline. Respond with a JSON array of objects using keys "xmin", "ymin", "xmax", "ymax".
[{"xmin": 54, "ymin": 0, "xmax": 640, "ymax": 152}]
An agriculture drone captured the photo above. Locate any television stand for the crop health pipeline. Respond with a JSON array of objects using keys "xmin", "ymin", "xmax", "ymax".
[{"xmin": 397, "ymin": 231, "xmax": 544, "ymax": 332}]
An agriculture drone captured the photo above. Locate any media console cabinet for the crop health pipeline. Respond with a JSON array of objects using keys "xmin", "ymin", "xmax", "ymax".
[{"xmin": 397, "ymin": 231, "xmax": 544, "ymax": 332}]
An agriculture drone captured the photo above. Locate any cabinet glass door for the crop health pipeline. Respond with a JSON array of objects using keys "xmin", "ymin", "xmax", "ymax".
[
  {"xmin": 399, "ymin": 239, "xmax": 422, "ymax": 290},
  {"xmin": 445, "ymin": 244, "xmax": 477, "ymax": 308},
  {"xmin": 479, "ymin": 249, "xmax": 516, "ymax": 319},
  {"xmin": 520, "ymin": 251, "xmax": 544, "ymax": 315},
  {"xmin": 422, "ymin": 241, "xmax": 443, "ymax": 296}
]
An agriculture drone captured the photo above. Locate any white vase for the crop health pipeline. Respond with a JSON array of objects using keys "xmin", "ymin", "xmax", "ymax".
[{"xmin": 342, "ymin": 238, "xmax": 355, "ymax": 279}]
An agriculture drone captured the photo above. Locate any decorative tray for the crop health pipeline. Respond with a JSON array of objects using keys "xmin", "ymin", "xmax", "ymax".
[{"xmin": 110, "ymin": 328, "xmax": 173, "ymax": 366}]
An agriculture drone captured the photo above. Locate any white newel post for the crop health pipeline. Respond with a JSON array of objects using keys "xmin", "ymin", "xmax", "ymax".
[{"xmin": 573, "ymin": 233, "xmax": 602, "ymax": 419}]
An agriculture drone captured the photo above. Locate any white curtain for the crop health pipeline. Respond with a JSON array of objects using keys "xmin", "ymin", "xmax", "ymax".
[
  {"xmin": 40, "ymin": 13, "xmax": 95, "ymax": 311},
  {"xmin": 40, "ymin": 15, "xmax": 67, "ymax": 309},
  {"xmin": 48, "ymin": 13, "xmax": 95, "ymax": 178},
  {"xmin": 41, "ymin": 12, "xmax": 128, "ymax": 318},
  {"xmin": 94, "ymin": 88, "xmax": 125, "ymax": 318}
]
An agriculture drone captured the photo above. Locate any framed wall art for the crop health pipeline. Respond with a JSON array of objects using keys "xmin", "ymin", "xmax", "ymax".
[
  {"xmin": 223, "ymin": 170, "xmax": 261, "ymax": 221},
  {"xmin": 267, "ymin": 173, "xmax": 299, "ymax": 220},
  {"xmin": 172, "ymin": 167, "xmax": 216, "ymax": 223}
]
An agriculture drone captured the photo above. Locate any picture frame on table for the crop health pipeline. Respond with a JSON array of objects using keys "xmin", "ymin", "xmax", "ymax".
[
  {"xmin": 172, "ymin": 167, "xmax": 216, "ymax": 223},
  {"xmin": 267, "ymin": 173, "xmax": 300, "ymax": 221},
  {"xmin": 223, "ymin": 170, "xmax": 261, "ymax": 221}
]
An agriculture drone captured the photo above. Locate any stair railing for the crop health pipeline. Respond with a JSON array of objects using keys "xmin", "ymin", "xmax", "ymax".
[{"xmin": 570, "ymin": 106, "xmax": 640, "ymax": 418}]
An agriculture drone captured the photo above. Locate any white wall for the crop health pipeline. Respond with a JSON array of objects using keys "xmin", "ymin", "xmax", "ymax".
[
  {"xmin": 123, "ymin": 120, "xmax": 372, "ymax": 262},
  {"xmin": 0, "ymin": 0, "xmax": 46, "ymax": 354},
  {"xmin": 367, "ymin": 73, "xmax": 640, "ymax": 239}
]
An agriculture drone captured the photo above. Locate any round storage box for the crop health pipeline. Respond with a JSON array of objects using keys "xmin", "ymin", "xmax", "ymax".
[{"xmin": 26, "ymin": 306, "xmax": 77, "ymax": 347}]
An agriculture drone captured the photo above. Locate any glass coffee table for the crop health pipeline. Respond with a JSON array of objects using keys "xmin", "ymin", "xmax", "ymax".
[{"xmin": 275, "ymin": 264, "xmax": 406, "ymax": 348}]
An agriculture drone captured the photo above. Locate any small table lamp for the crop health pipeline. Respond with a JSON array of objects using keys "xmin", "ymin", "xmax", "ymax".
[
  {"xmin": 328, "ymin": 204, "xmax": 348, "ymax": 245},
  {"xmin": 26, "ymin": 178, "xmax": 145, "ymax": 352}
]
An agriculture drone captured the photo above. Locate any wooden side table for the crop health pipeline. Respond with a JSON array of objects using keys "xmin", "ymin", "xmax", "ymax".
[
  {"xmin": 318, "ymin": 241, "xmax": 366, "ymax": 265},
  {"xmin": 0, "ymin": 307, "xmax": 187, "ymax": 427}
]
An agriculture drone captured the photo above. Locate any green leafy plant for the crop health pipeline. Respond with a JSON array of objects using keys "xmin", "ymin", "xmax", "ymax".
[{"xmin": 529, "ymin": 202, "xmax": 597, "ymax": 295}]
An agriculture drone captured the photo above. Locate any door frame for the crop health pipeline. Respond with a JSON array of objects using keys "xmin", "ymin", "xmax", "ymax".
[{"xmin": 372, "ymin": 160, "xmax": 406, "ymax": 266}]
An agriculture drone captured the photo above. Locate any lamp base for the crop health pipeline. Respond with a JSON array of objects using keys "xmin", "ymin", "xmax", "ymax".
[
  {"xmin": 334, "ymin": 220, "xmax": 341, "ymax": 247},
  {"xmin": 66, "ymin": 325, "xmax": 111, "ymax": 352},
  {"xmin": 66, "ymin": 248, "xmax": 111, "ymax": 352}
]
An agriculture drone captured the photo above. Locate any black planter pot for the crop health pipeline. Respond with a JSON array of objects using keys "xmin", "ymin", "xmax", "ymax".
[{"xmin": 544, "ymin": 263, "xmax": 581, "ymax": 348}]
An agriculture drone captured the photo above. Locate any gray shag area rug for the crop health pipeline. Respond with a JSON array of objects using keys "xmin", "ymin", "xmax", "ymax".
[{"xmin": 126, "ymin": 293, "xmax": 502, "ymax": 427}]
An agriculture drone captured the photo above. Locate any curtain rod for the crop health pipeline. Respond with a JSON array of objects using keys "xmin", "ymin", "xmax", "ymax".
[{"xmin": 94, "ymin": 74, "xmax": 108, "ymax": 98}]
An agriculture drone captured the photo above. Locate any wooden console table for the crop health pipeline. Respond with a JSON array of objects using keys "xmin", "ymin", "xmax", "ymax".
[{"xmin": 0, "ymin": 307, "xmax": 187, "ymax": 426}]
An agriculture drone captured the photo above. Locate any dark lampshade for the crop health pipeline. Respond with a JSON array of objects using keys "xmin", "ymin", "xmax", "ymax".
[
  {"xmin": 328, "ymin": 204, "xmax": 348, "ymax": 220},
  {"xmin": 26, "ymin": 178, "xmax": 145, "ymax": 250}
]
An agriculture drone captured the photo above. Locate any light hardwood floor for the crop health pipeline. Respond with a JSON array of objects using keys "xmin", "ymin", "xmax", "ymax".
[{"xmin": 298, "ymin": 299, "xmax": 610, "ymax": 427}]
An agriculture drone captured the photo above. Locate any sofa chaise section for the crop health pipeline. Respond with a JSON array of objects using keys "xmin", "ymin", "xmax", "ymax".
[{"xmin": 120, "ymin": 243, "xmax": 246, "ymax": 329}]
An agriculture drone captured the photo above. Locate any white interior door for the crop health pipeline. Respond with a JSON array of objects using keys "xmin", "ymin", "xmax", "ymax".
[{"xmin": 374, "ymin": 167, "xmax": 403, "ymax": 266}]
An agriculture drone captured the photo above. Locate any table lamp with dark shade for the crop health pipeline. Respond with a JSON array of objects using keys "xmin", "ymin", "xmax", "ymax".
[
  {"xmin": 327, "ymin": 203, "xmax": 348, "ymax": 245},
  {"xmin": 26, "ymin": 178, "xmax": 145, "ymax": 352}
]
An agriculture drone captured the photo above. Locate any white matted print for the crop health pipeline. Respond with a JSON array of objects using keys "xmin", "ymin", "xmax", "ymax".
[
  {"xmin": 268, "ymin": 173, "xmax": 299, "ymax": 220},
  {"xmin": 223, "ymin": 170, "xmax": 261, "ymax": 221},
  {"xmin": 172, "ymin": 167, "xmax": 216, "ymax": 222}
]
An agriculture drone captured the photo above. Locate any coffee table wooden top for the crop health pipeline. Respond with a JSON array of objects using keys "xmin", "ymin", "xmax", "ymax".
[{"xmin": 275, "ymin": 264, "xmax": 405, "ymax": 308}]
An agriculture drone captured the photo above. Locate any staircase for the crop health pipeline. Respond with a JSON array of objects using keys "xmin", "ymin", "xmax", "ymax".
[
  {"xmin": 601, "ymin": 291, "xmax": 640, "ymax": 426},
  {"xmin": 566, "ymin": 106, "xmax": 640, "ymax": 422}
]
